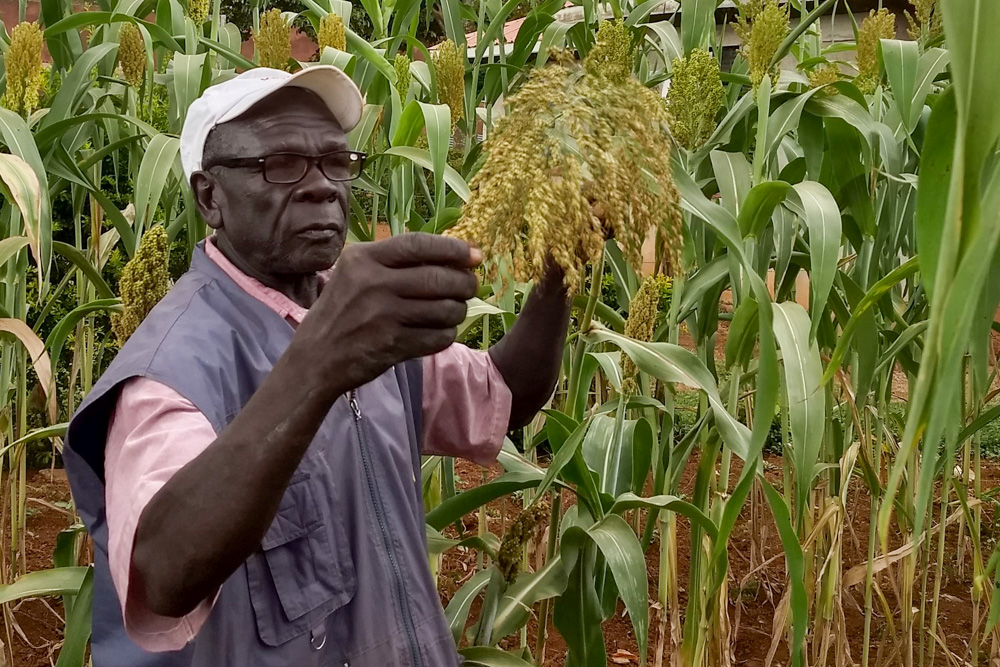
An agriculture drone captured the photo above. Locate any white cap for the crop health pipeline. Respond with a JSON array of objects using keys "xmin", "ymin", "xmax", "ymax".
[{"xmin": 179, "ymin": 65, "xmax": 364, "ymax": 179}]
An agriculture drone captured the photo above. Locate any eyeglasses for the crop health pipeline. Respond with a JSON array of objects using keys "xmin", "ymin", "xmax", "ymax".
[{"xmin": 208, "ymin": 150, "xmax": 368, "ymax": 184}]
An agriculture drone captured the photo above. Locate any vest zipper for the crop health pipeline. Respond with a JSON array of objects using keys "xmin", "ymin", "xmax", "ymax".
[{"xmin": 349, "ymin": 390, "xmax": 423, "ymax": 667}]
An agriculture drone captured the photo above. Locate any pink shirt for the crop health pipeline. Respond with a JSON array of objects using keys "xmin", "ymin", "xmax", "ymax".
[{"xmin": 104, "ymin": 237, "xmax": 510, "ymax": 651}]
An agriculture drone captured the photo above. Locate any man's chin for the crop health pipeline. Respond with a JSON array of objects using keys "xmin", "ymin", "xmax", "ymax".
[{"xmin": 297, "ymin": 240, "xmax": 344, "ymax": 274}]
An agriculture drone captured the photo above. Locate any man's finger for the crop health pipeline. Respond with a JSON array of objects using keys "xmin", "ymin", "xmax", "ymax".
[
  {"xmin": 389, "ymin": 266, "xmax": 479, "ymax": 301},
  {"xmin": 394, "ymin": 299, "xmax": 468, "ymax": 329},
  {"xmin": 368, "ymin": 233, "xmax": 481, "ymax": 269},
  {"xmin": 403, "ymin": 326, "xmax": 459, "ymax": 358}
]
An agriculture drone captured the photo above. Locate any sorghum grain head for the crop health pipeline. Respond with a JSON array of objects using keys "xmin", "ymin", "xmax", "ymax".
[
  {"xmin": 621, "ymin": 274, "xmax": 670, "ymax": 395},
  {"xmin": 497, "ymin": 504, "xmax": 547, "ymax": 583},
  {"xmin": 112, "ymin": 226, "xmax": 172, "ymax": 346},
  {"xmin": 447, "ymin": 57, "xmax": 682, "ymax": 294},
  {"xmin": 666, "ymin": 48, "xmax": 725, "ymax": 151},
  {"xmin": 906, "ymin": 0, "xmax": 942, "ymax": 43},
  {"xmin": 808, "ymin": 63, "xmax": 841, "ymax": 92},
  {"xmin": 433, "ymin": 39, "xmax": 466, "ymax": 131},
  {"xmin": 318, "ymin": 12, "xmax": 346, "ymax": 53},
  {"xmin": 187, "ymin": 0, "xmax": 209, "ymax": 25},
  {"xmin": 733, "ymin": 0, "xmax": 789, "ymax": 90},
  {"xmin": 1, "ymin": 22, "xmax": 44, "ymax": 117},
  {"xmin": 856, "ymin": 9, "xmax": 896, "ymax": 94},
  {"xmin": 584, "ymin": 20, "xmax": 634, "ymax": 81},
  {"xmin": 255, "ymin": 9, "xmax": 291, "ymax": 71},
  {"xmin": 118, "ymin": 22, "xmax": 146, "ymax": 88},
  {"xmin": 394, "ymin": 53, "xmax": 412, "ymax": 101}
]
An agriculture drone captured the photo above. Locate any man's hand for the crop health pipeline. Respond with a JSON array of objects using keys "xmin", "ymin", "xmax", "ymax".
[{"xmin": 293, "ymin": 233, "xmax": 481, "ymax": 398}]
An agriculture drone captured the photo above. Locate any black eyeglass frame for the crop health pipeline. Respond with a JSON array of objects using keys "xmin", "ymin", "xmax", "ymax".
[{"xmin": 206, "ymin": 150, "xmax": 368, "ymax": 184}]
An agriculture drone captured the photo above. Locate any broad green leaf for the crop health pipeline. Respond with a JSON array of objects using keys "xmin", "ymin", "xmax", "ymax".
[
  {"xmin": 54, "ymin": 567, "xmax": 93, "ymax": 667},
  {"xmin": 132, "ymin": 135, "xmax": 181, "ymax": 244},
  {"xmin": 0, "ymin": 154, "xmax": 42, "ymax": 267},
  {"xmin": 0, "ymin": 236, "xmax": 30, "ymax": 267},
  {"xmin": 680, "ymin": 0, "xmax": 717, "ymax": 55},
  {"xmin": 417, "ymin": 102, "xmax": 451, "ymax": 223},
  {"xmin": 172, "ymin": 53, "xmax": 210, "ymax": 128},
  {"xmin": 880, "ymin": 39, "xmax": 918, "ymax": 133},
  {"xmin": 788, "ymin": 182, "xmax": 841, "ymax": 339},
  {"xmin": 710, "ymin": 151, "xmax": 751, "ymax": 218},
  {"xmin": 739, "ymin": 180, "xmax": 793, "ymax": 239},
  {"xmin": 380, "ymin": 146, "xmax": 471, "ymax": 201},
  {"xmin": 772, "ymin": 302, "xmax": 826, "ymax": 523},
  {"xmin": 584, "ymin": 327, "xmax": 753, "ymax": 461},
  {"xmin": 761, "ymin": 483, "xmax": 807, "ymax": 667},
  {"xmin": 609, "ymin": 492, "xmax": 718, "ymax": 539},
  {"xmin": 425, "ymin": 472, "xmax": 542, "ymax": 530},
  {"xmin": 553, "ymin": 543, "xmax": 605, "ymax": 666},
  {"xmin": 45, "ymin": 299, "xmax": 123, "ymax": 385},
  {"xmin": 459, "ymin": 646, "xmax": 537, "ymax": 667},
  {"xmin": 914, "ymin": 87, "xmax": 956, "ymax": 302},
  {"xmin": 491, "ymin": 554, "xmax": 572, "ymax": 642},
  {"xmin": 587, "ymin": 352, "xmax": 624, "ymax": 394},
  {"xmin": 445, "ymin": 569, "xmax": 492, "ymax": 643},
  {"xmin": 0, "ymin": 566, "xmax": 90, "ymax": 604}
]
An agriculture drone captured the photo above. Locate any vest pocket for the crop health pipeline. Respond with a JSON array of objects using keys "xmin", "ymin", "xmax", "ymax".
[{"xmin": 246, "ymin": 472, "xmax": 356, "ymax": 647}]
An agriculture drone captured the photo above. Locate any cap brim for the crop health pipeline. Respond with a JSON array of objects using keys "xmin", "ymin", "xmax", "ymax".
[{"xmin": 217, "ymin": 65, "xmax": 364, "ymax": 133}]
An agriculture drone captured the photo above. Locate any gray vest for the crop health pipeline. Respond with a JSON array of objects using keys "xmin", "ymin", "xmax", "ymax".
[{"xmin": 64, "ymin": 242, "xmax": 460, "ymax": 667}]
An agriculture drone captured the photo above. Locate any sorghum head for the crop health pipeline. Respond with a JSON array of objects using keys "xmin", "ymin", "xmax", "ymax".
[
  {"xmin": 433, "ymin": 39, "xmax": 465, "ymax": 131},
  {"xmin": 621, "ymin": 274, "xmax": 670, "ymax": 395},
  {"xmin": 733, "ymin": 0, "xmax": 789, "ymax": 90},
  {"xmin": 1, "ymin": 22, "xmax": 44, "ymax": 117},
  {"xmin": 395, "ymin": 53, "xmax": 412, "ymax": 101},
  {"xmin": 497, "ymin": 504, "xmax": 547, "ymax": 583},
  {"xmin": 666, "ymin": 48, "xmax": 725, "ymax": 151},
  {"xmin": 255, "ymin": 9, "xmax": 291, "ymax": 71},
  {"xmin": 584, "ymin": 20, "xmax": 634, "ymax": 81},
  {"xmin": 186, "ymin": 0, "xmax": 209, "ymax": 25},
  {"xmin": 112, "ymin": 226, "xmax": 172, "ymax": 346},
  {"xmin": 856, "ymin": 9, "xmax": 896, "ymax": 94},
  {"xmin": 119, "ymin": 22, "xmax": 146, "ymax": 88},
  {"xmin": 318, "ymin": 12, "xmax": 346, "ymax": 53}
]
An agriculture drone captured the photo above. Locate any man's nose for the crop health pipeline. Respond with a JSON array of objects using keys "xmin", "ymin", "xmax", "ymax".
[{"xmin": 293, "ymin": 163, "xmax": 346, "ymax": 204}]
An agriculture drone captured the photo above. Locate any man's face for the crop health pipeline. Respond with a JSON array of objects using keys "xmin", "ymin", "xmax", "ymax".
[{"xmin": 193, "ymin": 88, "xmax": 353, "ymax": 278}]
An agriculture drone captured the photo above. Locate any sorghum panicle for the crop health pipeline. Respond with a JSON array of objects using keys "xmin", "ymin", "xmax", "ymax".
[
  {"xmin": 394, "ymin": 53, "xmax": 412, "ymax": 101},
  {"xmin": 255, "ymin": 9, "xmax": 291, "ymax": 71},
  {"xmin": 318, "ymin": 13, "xmax": 346, "ymax": 53},
  {"xmin": 186, "ymin": 0, "xmax": 209, "ymax": 25},
  {"xmin": 733, "ymin": 0, "xmax": 789, "ymax": 90},
  {"xmin": 584, "ymin": 20, "xmax": 634, "ymax": 81},
  {"xmin": 666, "ymin": 48, "xmax": 725, "ymax": 151},
  {"xmin": 497, "ymin": 504, "xmax": 547, "ymax": 583},
  {"xmin": 856, "ymin": 9, "xmax": 897, "ymax": 94},
  {"xmin": 808, "ymin": 63, "xmax": 841, "ymax": 93},
  {"xmin": 433, "ymin": 39, "xmax": 465, "ymax": 131},
  {"xmin": 119, "ymin": 22, "xmax": 146, "ymax": 88},
  {"xmin": 112, "ymin": 226, "xmax": 172, "ymax": 346},
  {"xmin": 906, "ymin": 0, "xmax": 942, "ymax": 43},
  {"xmin": 621, "ymin": 275, "xmax": 669, "ymax": 396},
  {"xmin": 447, "ymin": 55, "xmax": 682, "ymax": 294},
  {"xmin": 1, "ymin": 22, "xmax": 44, "ymax": 117}
]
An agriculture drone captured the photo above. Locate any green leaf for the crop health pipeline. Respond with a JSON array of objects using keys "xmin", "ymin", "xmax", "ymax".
[
  {"xmin": 914, "ymin": 86, "xmax": 956, "ymax": 303},
  {"xmin": 380, "ymin": 146, "xmax": 471, "ymax": 201},
  {"xmin": 710, "ymin": 151, "xmax": 751, "ymax": 218},
  {"xmin": 609, "ymin": 492, "xmax": 718, "ymax": 539},
  {"xmin": 0, "ymin": 236, "xmax": 30, "ymax": 267},
  {"xmin": 0, "ymin": 155, "xmax": 42, "ymax": 269},
  {"xmin": 680, "ymin": 0, "xmax": 718, "ymax": 55},
  {"xmin": 45, "ymin": 299, "xmax": 123, "ymax": 383},
  {"xmin": 788, "ymin": 182, "xmax": 841, "ymax": 340},
  {"xmin": 553, "ymin": 544, "xmax": 605, "ymax": 666},
  {"xmin": 54, "ymin": 567, "xmax": 93, "ymax": 667},
  {"xmin": 132, "ymin": 135, "xmax": 181, "ymax": 244},
  {"xmin": 760, "ymin": 483, "xmax": 807, "ymax": 667},
  {"xmin": 0, "ymin": 567, "xmax": 90, "ymax": 604},
  {"xmin": 426, "ymin": 472, "xmax": 542, "ymax": 530},
  {"xmin": 458, "ymin": 646, "xmax": 537, "ymax": 667},
  {"xmin": 772, "ymin": 302, "xmax": 826, "ymax": 523},
  {"xmin": 491, "ymin": 555, "xmax": 572, "ymax": 642},
  {"xmin": 171, "ymin": 52, "xmax": 210, "ymax": 128},
  {"xmin": 445, "ymin": 569, "xmax": 492, "ymax": 643}
]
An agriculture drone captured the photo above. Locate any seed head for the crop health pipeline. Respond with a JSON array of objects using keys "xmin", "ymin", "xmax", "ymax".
[
  {"xmin": 584, "ymin": 20, "xmax": 634, "ymax": 81},
  {"xmin": 111, "ymin": 226, "xmax": 172, "ymax": 346},
  {"xmin": 186, "ymin": 0, "xmax": 209, "ymax": 25},
  {"xmin": 118, "ymin": 22, "xmax": 146, "ymax": 88},
  {"xmin": 733, "ymin": 0, "xmax": 789, "ymax": 90},
  {"xmin": 318, "ymin": 12, "xmax": 346, "ymax": 53},
  {"xmin": 447, "ymin": 57, "xmax": 683, "ymax": 294},
  {"xmin": 394, "ymin": 53, "xmax": 412, "ymax": 100},
  {"xmin": 1, "ymin": 22, "xmax": 44, "ymax": 117},
  {"xmin": 433, "ymin": 39, "xmax": 465, "ymax": 131},
  {"xmin": 666, "ymin": 48, "xmax": 725, "ymax": 151},
  {"xmin": 255, "ymin": 9, "xmax": 291, "ymax": 71},
  {"xmin": 621, "ymin": 275, "xmax": 671, "ymax": 395},
  {"xmin": 497, "ymin": 504, "xmax": 547, "ymax": 583},
  {"xmin": 808, "ymin": 63, "xmax": 841, "ymax": 93},
  {"xmin": 856, "ymin": 9, "xmax": 896, "ymax": 94},
  {"xmin": 906, "ymin": 0, "xmax": 942, "ymax": 43}
]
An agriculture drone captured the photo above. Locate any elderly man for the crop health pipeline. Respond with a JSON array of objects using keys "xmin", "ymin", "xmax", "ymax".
[{"xmin": 64, "ymin": 66, "xmax": 571, "ymax": 666}]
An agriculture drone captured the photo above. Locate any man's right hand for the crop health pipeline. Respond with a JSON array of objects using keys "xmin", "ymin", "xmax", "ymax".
[{"xmin": 293, "ymin": 233, "xmax": 482, "ymax": 396}]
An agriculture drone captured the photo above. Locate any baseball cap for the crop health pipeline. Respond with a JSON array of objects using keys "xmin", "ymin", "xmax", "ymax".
[{"xmin": 179, "ymin": 65, "xmax": 364, "ymax": 180}]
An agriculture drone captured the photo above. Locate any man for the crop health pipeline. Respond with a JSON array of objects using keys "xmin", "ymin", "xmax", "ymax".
[{"xmin": 64, "ymin": 66, "xmax": 571, "ymax": 666}]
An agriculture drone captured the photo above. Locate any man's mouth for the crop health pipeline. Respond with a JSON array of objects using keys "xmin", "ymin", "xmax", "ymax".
[{"xmin": 298, "ymin": 223, "xmax": 345, "ymax": 240}]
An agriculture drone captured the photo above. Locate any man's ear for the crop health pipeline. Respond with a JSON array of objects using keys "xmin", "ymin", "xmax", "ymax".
[{"xmin": 191, "ymin": 171, "xmax": 225, "ymax": 230}]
